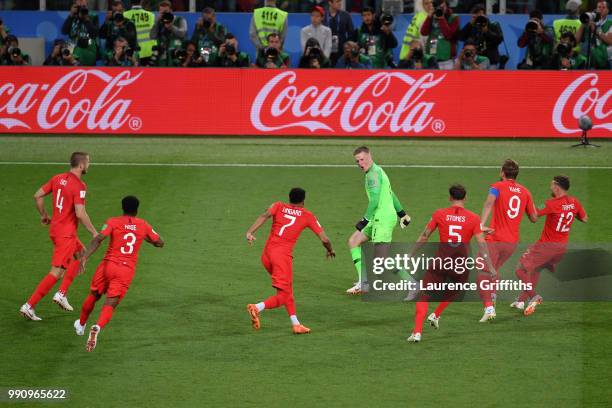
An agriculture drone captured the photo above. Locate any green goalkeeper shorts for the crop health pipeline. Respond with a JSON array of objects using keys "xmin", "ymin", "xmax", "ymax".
[{"xmin": 362, "ymin": 215, "xmax": 396, "ymax": 243}]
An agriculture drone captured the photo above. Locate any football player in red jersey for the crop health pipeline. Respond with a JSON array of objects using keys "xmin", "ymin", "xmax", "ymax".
[
  {"xmin": 20, "ymin": 152, "xmax": 98, "ymax": 321},
  {"xmin": 407, "ymin": 184, "xmax": 496, "ymax": 343},
  {"xmin": 75, "ymin": 196, "xmax": 164, "ymax": 352},
  {"xmin": 476, "ymin": 159, "xmax": 538, "ymax": 322},
  {"xmin": 515, "ymin": 175, "xmax": 587, "ymax": 316},
  {"xmin": 245, "ymin": 188, "xmax": 335, "ymax": 334}
]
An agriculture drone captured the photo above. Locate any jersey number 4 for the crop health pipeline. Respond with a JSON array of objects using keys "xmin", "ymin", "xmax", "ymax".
[
  {"xmin": 55, "ymin": 189, "xmax": 64, "ymax": 214},
  {"xmin": 278, "ymin": 215, "xmax": 296, "ymax": 236}
]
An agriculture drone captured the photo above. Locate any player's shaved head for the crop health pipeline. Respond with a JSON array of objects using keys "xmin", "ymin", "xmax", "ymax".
[
  {"xmin": 449, "ymin": 184, "xmax": 467, "ymax": 200},
  {"xmin": 553, "ymin": 175, "xmax": 570, "ymax": 191},
  {"xmin": 289, "ymin": 188, "xmax": 306, "ymax": 204},
  {"xmin": 70, "ymin": 152, "xmax": 89, "ymax": 168},
  {"xmin": 122, "ymin": 195, "xmax": 140, "ymax": 215},
  {"xmin": 353, "ymin": 146, "xmax": 370, "ymax": 155},
  {"xmin": 501, "ymin": 159, "xmax": 519, "ymax": 180}
]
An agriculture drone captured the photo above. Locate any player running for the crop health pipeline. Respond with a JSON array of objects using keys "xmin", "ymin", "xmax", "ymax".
[
  {"xmin": 407, "ymin": 184, "xmax": 496, "ymax": 343},
  {"xmin": 476, "ymin": 159, "xmax": 537, "ymax": 322},
  {"xmin": 75, "ymin": 196, "xmax": 164, "ymax": 352},
  {"xmin": 245, "ymin": 188, "xmax": 335, "ymax": 334},
  {"xmin": 514, "ymin": 175, "xmax": 587, "ymax": 316},
  {"xmin": 20, "ymin": 152, "xmax": 97, "ymax": 321},
  {"xmin": 347, "ymin": 146, "xmax": 411, "ymax": 295}
]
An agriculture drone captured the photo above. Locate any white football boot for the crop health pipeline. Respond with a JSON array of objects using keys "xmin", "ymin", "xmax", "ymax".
[
  {"xmin": 74, "ymin": 319, "xmax": 86, "ymax": 336},
  {"xmin": 53, "ymin": 292, "xmax": 74, "ymax": 312},
  {"xmin": 427, "ymin": 313, "xmax": 440, "ymax": 329},
  {"xmin": 19, "ymin": 303, "xmax": 42, "ymax": 321},
  {"xmin": 407, "ymin": 332, "xmax": 422, "ymax": 343},
  {"xmin": 479, "ymin": 306, "xmax": 496, "ymax": 322}
]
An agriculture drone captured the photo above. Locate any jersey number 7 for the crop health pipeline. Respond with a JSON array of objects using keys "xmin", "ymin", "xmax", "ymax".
[{"xmin": 278, "ymin": 214, "xmax": 296, "ymax": 236}]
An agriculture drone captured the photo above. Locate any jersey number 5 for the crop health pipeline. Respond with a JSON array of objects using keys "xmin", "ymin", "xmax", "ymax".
[
  {"xmin": 278, "ymin": 215, "xmax": 296, "ymax": 236},
  {"xmin": 448, "ymin": 225, "xmax": 462, "ymax": 245},
  {"xmin": 121, "ymin": 232, "xmax": 137, "ymax": 254}
]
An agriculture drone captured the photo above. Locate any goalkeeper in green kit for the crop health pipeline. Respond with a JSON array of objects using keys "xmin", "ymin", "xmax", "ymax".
[{"xmin": 347, "ymin": 146, "xmax": 412, "ymax": 294}]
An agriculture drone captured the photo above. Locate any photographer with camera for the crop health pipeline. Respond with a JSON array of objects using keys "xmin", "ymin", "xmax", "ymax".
[
  {"xmin": 454, "ymin": 40, "xmax": 489, "ymax": 70},
  {"xmin": 324, "ymin": 0, "xmax": 354, "ymax": 67},
  {"xmin": 354, "ymin": 7, "xmax": 398, "ymax": 68},
  {"xmin": 100, "ymin": 0, "xmax": 137, "ymax": 55},
  {"xmin": 216, "ymin": 33, "xmax": 250, "ymax": 67},
  {"xmin": 552, "ymin": 32, "xmax": 586, "ymax": 69},
  {"xmin": 44, "ymin": 39, "xmax": 80, "ymax": 66},
  {"xmin": 62, "ymin": 0, "xmax": 99, "ymax": 65},
  {"xmin": 104, "ymin": 36, "xmax": 139, "ymax": 66},
  {"xmin": 0, "ymin": 17, "xmax": 11, "ymax": 50},
  {"xmin": 517, "ymin": 10, "xmax": 554, "ymax": 69},
  {"xmin": 191, "ymin": 7, "xmax": 227, "ymax": 56},
  {"xmin": 459, "ymin": 4, "xmax": 504, "ymax": 69},
  {"xmin": 299, "ymin": 37, "xmax": 332, "ymax": 68},
  {"xmin": 150, "ymin": 0, "xmax": 187, "ymax": 66},
  {"xmin": 335, "ymin": 40, "xmax": 372, "ymax": 69},
  {"xmin": 255, "ymin": 32, "xmax": 290, "ymax": 68},
  {"xmin": 421, "ymin": 0, "xmax": 459, "ymax": 70},
  {"xmin": 1, "ymin": 35, "xmax": 31, "ymax": 66},
  {"xmin": 399, "ymin": 39, "xmax": 438, "ymax": 69},
  {"xmin": 400, "ymin": 0, "xmax": 432, "ymax": 61},
  {"xmin": 301, "ymin": 6, "xmax": 332, "ymax": 59},
  {"xmin": 576, "ymin": 1, "xmax": 612, "ymax": 69}
]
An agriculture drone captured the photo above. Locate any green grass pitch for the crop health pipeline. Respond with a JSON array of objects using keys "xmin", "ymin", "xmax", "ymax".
[{"xmin": 1, "ymin": 136, "xmax": 611, "ymax": 407}]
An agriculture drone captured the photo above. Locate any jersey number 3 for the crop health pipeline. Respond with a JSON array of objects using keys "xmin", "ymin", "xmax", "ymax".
[{"xmin": 121, "ymin": 232, "xmax": 137, "ymax": 254}]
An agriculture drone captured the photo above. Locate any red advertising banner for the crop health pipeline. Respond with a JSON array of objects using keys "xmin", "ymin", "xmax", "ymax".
[{"xmin": 0, "ymin": 67, "xmax": 610, "ymax": 137}]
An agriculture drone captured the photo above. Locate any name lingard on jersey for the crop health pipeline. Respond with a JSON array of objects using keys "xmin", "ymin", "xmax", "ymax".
[{"xmin": 282, "ymin": 207, "xmax": 302, "ymax": 216}]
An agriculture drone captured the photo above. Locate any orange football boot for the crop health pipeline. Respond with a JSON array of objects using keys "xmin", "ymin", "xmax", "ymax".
[
  {"xmin": 246, "ymin": 304, "xmax": 261, "ymax": 329},
  {"xmin": 292, "ymin": 324, "xmax": 311, "ymax": 334}
]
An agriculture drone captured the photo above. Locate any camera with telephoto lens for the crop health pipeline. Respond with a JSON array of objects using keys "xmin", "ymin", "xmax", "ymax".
[
  {"xmin": 557, "ymin": 42, "xmax": 571, "ymax": 57},
  {"xmin": 380, "ymin": 14, "xmax": 393, "ymax": 26},
  {"xmin": 9, "ymin": 47, "xmax": 21, "ymax": 57},
  {"xmin": 161, "ymin": 12, "xmax": 174, "ymax": 24},
  {"xmin": 61, "ymin": 46, "xmax": 71, "ymax": 57},
  {"xmin": 202, "ymin": 18, "xmax": 212, "ymax": 29},
  {"xmin": 265, "ymin": 46, "xmax": 279, "ymax": 60},
  {"xmin": 77, "ymin": 6, "xmax": 89, "ymax": 18},
  {"xmin": 580, "ymin": 11, "xmax": 601, "ymax": 24},
  {"xmin": 172, "ymin": 48, "xmax": 187, "ymax": 63},
  {"xmin": 525, "ymin": 18, "xmax": 540, "ymax": 33},
  {"xmin": 411, "ymin": 48, "xmax": 424, "ymax": 61},
  {"xmin": 463, "ymin": 49, "xmax": 474, "ymax": 58},
  {"xmin": 308, "ymin": 46, "xmax": 321, "ymax": 59},
  {"xmin": 113, "ymin": 12, "xmax": 125, "ymax": 23},
  {"xmin": 433, "ymin": 0, "xmax": 444, "ymax": 17},
  {"xmin": 225, "ymin": 42, "xmax": 236, "ymax": 55}
]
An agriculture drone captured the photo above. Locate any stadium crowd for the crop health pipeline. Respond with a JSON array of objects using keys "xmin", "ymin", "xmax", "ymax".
[{"xmin": 0, "ymin": 0, "xmax": 610, "ymax": 69}]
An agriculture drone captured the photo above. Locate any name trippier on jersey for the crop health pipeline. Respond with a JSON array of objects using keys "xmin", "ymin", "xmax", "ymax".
[
  {"xmin": 372, "ymin": 253, "xmax": 487, "ymax": 275},
  {"xmin": 372, "ymin": 279, "xmax": 533, "ymax": 292}
]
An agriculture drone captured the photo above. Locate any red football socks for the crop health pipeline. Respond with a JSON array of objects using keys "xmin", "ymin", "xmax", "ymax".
[
  {"xmin": 27, "ymin": 273, "xmax": 58, "ymax": 308},
  {"xmin": 477, "ymin": 273, "xmax": 494, "ymax": 308},
  {"xmin": 413, "ymin": 301, "xmax": 428, "ymax": 334},
  {"xmin": 434, "ymin": 301, "xmax": 451, "ymax": 317},
  {"xmin": 79, "ymin": 294, "xmax": 97, "ymax": 326},
  {"xmin": 96, "ymin": 305, "xmax": 115, "ymax": 329},
  {"xmin": 58, "ymin": 259, "xmax": 80, "ymax": 295},
  {"xmin": 516, "ymin": 267, "xmax": 537, "ymax": 299},
  {"xmin": 284, "ymin": 292, "xmax": 296, "ymax": 316}
]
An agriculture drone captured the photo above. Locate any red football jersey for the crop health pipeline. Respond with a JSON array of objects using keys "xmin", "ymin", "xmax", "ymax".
[
  {"xmin": 537, "ymin": 196, "xmax": 586, "ymax": 243},
  {"xmin": 265, "ymin": 202, "xmax": 323, "ymax": 253},
  {"xmin": 427, "ymin": 206, "xmax": 483, "ymax": 244},
  {"xmin": 41, "ymin": 172, "xmax": 87, "ymax": 238},
  {"xmin": 488, "ymin": 179, "xmax": 536, "ymax": 243},
  {"xmin": 100, "ymin": 216, "xmax": 160, "ymax": 268}
]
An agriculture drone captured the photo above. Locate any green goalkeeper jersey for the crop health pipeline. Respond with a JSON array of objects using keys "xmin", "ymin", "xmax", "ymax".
[{"xmin": 364, "ymin": 163, "xmax": 403, "ymax": 221}]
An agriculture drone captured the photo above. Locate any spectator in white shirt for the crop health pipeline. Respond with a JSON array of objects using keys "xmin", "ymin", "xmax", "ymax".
[{"xmin": 300, "ymin": 5, "xmax": 332, "ymax": 58}]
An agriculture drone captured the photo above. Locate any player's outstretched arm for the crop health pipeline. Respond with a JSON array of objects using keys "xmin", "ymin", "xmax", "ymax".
[
  {"xmin": 145, "ymin": 236, "xmax": 165, "ymax": 248},
  {"xmin": 317, "ymin": 231, "xmax": 335, "ymax": 258},
  {"xmin": 246, "ymin": 209, "xmax": 272, "ymax": 245},
  {"xmin": 33, "ymin": 187, "xmax": 51, "ymax": 225},
  {"xmin": 476, "ymin": 232, "xmax": 497, "ymax": 278},
  {"xmin": 75, "ymin": 204, "xmax": 98, "ymax": 237},
  {"xmin": 409, "ymin": 225, "xmax": 433, "ymax": 258},
  {"xmin": 479, "ymin": 193, "xmax": 497, "ymax": 233},
  {"xmin": 78, "ymin": 234, "xmax": 107, "ymax": 275}
]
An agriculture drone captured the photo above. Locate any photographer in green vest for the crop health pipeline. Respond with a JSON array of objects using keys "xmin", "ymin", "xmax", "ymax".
[
  {"xmin": 150, "ymin": 0, "xmax": 187, "ymax": 67},
  {"xmin": 420, "ymin": 0, "xmax": 459, "ymax": 70},
  {"xmin": 124, "ymin": 0, "xmax": 155, "ymax": 66},
  {"xmin": 575, "ymin": 0, "xmax": 612, "ymax": 69},
  {"xmin": 249, "ymin": 0, "xmax": 288, "ymax": 51},
  {"xmin": 354, "ymin": 7, "xmax": 398, "ymax": 69},
  {"xmin": 400, "ymin": 0, "xmax": 432, "ymax": 60}
]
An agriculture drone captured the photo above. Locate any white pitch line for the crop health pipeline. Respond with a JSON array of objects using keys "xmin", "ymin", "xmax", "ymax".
[{"xmin": 0, "ymin": 162, "xmax": 610, "ymax": 170}]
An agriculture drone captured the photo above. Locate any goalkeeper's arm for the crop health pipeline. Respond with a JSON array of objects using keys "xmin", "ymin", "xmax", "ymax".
[{"xmin": 392, "ymin": 191, "xmax": 411, "ymax": 228}]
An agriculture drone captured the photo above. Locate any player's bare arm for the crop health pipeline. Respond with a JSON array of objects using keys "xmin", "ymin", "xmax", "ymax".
[
  {"xmin": 75, "ymin": 204, "xmax": 98, "ymax": 237},
  {"xmin": 479, "ymin": 193, "xmax": 496, "ymax": 234},
  {"xmin": 246, "ymin": 209, "xmax": 272, "ymax": 245},
  {"xmin": 317, "ymin": 231, "xmax": 336, "ymax": 258},
  {"xmin": 476, "ymin": 232, "xmax": 497, "ymax": 278},
  {"xmin": 409, "ymin": 225, "xmax": 434, "ymax": 258},
  {"xmin": 578, "ymin": 214, "xmax": 588, "ymax": 223},
  {"xmin": 78, "ymin": 234, "xmax": 107, "ymax": 274},
  {"xmin": 33, "ymin": 187, "xmax": 51, "ymax": 225},
  {"xmin": 145, "ymin": 235, "xmax": 165, "ymax": 248}
]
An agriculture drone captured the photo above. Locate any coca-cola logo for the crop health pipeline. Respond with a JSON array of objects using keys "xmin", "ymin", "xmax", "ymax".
[
  {"xmin": 250, "ymin": 71, "xmax": 446, "ymax": 134},
  {"xmin": 0, "ymin": 69, "xmax": 142, "ymax": 131},
  {"xmin": 553, "ymin": 73, "xmax": 611, "ymax": 134}
]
